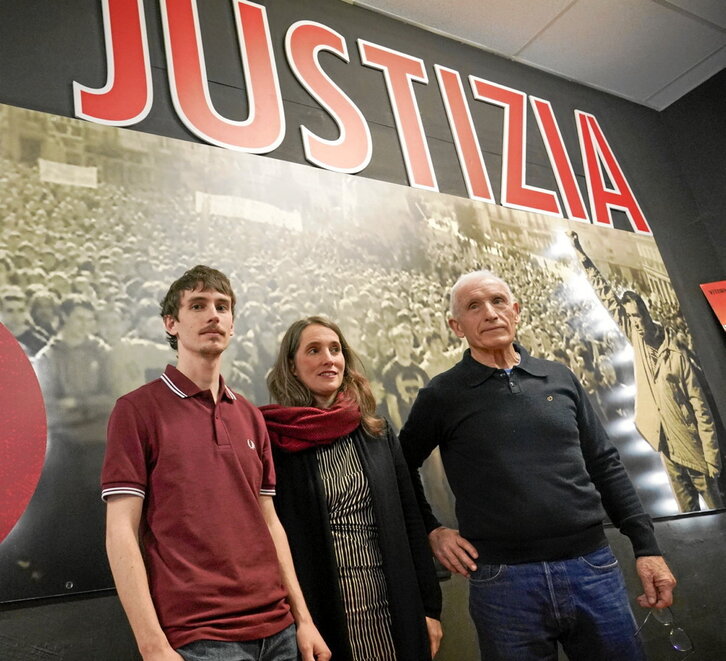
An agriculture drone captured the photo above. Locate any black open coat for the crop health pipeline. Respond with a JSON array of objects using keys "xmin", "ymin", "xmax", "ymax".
[{"xmin": 272, "ymin": 423, "xmax": 441, "ymax": 661}]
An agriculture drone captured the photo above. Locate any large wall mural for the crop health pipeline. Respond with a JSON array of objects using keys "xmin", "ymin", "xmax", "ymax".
[{"xmin": 0, "ymin": 103, "xmax": 723, "ymax": 601}]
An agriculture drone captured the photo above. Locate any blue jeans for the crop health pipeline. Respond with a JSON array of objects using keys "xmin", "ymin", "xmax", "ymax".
[
  {"xmin": 468, "ymin": 546, "xmax": 645, "ymax": 661},
  {"xmin": 176, "ymin": 624, "xmax": 297, "ymax": 661}
]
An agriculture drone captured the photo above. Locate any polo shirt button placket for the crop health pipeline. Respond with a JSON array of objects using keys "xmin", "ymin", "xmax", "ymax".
[{"xmin": 213, "ymin": 404, "xmax": 228, "ymax": 445}]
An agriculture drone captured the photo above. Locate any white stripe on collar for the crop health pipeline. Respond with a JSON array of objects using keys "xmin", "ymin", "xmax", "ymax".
[
  {"xmin": 161, "ymin": 372, "xmax": 188, "ymax": 398},
  {"xmin": 161, "ymin": 373, "xmax": 236, "ymax": 400}
]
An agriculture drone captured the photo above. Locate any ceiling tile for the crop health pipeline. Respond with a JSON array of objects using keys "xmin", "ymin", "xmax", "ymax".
[
  {"xmin": 517, "ymin": 0, "xmax": 726, "ymax": 102},
  {"xmin": 663, "ymin": 0, "xmax": 726, "ymax": 30},
  {"xmin": 645, "ymin": 45, "xmax": 726, "ymax": 110},
  {"xmin": 353, "ymin": 0, "xmax": 575, "ymax": 54},
  {"xmin": 346, "ymin": 0, "xmax": 726, "ymax": 108}
]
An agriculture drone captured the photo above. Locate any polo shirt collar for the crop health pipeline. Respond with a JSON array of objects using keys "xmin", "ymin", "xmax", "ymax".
[
  {"xmin": 460, "ymin": 343, "xmax": 548, "ymax": 387},
  {"xmin": 160, "ymin": 364, "xmax": 237, "ymax": 401}
]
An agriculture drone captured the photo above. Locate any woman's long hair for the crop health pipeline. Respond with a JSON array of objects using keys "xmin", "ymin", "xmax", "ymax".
[{"xmin": 267, "ymin": 316, "xmax": 385, "ymax": 436}]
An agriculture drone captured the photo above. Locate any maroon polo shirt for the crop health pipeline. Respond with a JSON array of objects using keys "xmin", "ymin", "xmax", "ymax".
[{"xmin": 102, "ymin": 365, "xmax": 292, "ymax": 648}]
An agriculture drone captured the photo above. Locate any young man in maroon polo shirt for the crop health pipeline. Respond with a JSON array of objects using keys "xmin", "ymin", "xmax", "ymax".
[{"xmin": 102, "ymin": 265, "xmax": 330, "ymax": 661}]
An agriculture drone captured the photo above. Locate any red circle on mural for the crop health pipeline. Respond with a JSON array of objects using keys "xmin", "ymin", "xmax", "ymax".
[{"xmin": 0, "ymin": 324, "xmax": 47, "ymax": 543}]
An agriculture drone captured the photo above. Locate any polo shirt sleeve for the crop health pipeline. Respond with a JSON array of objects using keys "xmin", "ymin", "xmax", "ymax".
[
  {"xmin": 570, "ymin": 370, "xmax": 661, "ymax": 557},
  {"xmin": 101, "ymin": 397, "xmax": 149, "ymax": 502},
  {"xmin": 258, "ymin": 421, "xmax": 277, "ymax": 497},
  {"xmin": 399, "ymin": 385, "xmax": 443, "ymax": 533}
]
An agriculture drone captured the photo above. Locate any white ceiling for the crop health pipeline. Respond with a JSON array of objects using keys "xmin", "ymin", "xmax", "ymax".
[{"xmin": 344, "ymin": 0, "xmax": 726, "ymax": 110}]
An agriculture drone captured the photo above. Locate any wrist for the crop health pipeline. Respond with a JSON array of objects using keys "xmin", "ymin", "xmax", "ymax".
[
  {"xmin": 138, "ymin": 635, "xmax": 173, "ymax": 658},
  {"xmin": 293, "ymin": 614, "xmax": 314, "ymax": 626},
  {"xmin": 288, "ymin": 604, "xmax": 314, "ymax": 626}
]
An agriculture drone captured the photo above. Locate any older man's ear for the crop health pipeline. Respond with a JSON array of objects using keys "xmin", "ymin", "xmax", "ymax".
[{"xmin": 448, "ymin": 316, "xmax": 464, "ymax": 338}]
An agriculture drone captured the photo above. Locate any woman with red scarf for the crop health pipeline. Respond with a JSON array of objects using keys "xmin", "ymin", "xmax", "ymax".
[{"xmin": 260, "ymin": 316, "xmax": 442, "ymax": 661}]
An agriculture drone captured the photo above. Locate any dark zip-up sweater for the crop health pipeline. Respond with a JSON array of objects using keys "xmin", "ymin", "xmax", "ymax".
[{"xmin": 400, "ymin": 346, "xmax": 660, "ymax": 564}]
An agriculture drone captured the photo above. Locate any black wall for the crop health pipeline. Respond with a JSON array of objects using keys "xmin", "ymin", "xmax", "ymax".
[
  {"xmin": 662, "ymin": 69, "xmax": 726, "ymax": 275},
  {"xmin": 1, "ymin": 0, "xmax": 725, "ymax": 658}
]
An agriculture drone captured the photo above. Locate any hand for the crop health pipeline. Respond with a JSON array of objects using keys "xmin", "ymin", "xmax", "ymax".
[
  {"xmin": 296, "ymin": 620, "xmax": 331, "ymax": 661},
  {"xmin": 142, "ymin": 647, "xmax": 184, "ymax": 661},
  {"xmin": 425, "ymin": 617, "xmax": 443, "ymax": 659},
  {"xmin": 635, "ymin": 555, "xmax": 676, "ymax": 609},
  {"xmin": 565, "ymin": 230, "xmax": 583, "ymax": 252},
  {"xmin": 428, "ymin": 527, "xmax": 478, "ymax": 577},
  {"xmin": 707, "ymin": 463, "xmax": 721, "ymax": 479}
]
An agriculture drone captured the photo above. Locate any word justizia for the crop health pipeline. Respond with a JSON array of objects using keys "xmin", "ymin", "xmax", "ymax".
[{"xmin": 73, "ymin": 0, "xmax": 652, "ymax": 235}]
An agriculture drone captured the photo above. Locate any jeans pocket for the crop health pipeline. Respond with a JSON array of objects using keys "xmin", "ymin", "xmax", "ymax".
[
  {"xmin": 470, "ymin": 562, "xmax": 505, "ymax": 583},
  {"xmin": 579, "ymin": 546, "xmax": 619, "ymax": 571}
]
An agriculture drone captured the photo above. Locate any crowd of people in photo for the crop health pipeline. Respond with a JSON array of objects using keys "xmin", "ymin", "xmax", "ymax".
[{"xmin": 1, "ymin": 154, "xmax": 690, "ymax": 425}]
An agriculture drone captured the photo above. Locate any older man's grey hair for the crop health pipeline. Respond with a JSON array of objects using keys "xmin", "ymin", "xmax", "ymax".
[{"xmin": 449, "ymin": 270, "xmax": 516, "ymax": 319}]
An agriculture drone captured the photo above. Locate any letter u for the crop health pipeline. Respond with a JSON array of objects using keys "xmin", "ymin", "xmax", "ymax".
[{"xmin": 160, "ymin": 0, "xmax": 285, "ymax": 152}]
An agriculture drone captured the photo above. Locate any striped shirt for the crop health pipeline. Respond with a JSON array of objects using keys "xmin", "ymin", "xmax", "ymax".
[{"xmin": 317, "ymin": 436, "xmax": 396, "ymax": 661}]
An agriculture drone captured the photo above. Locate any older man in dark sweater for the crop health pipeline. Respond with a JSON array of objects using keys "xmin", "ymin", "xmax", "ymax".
[{"xmin": 400, "ymin": 270, "xmax": 676, "ymax": 661}]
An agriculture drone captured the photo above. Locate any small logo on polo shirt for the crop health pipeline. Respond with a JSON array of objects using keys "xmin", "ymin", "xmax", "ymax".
[{"xmin": 247, "ymin": 439, "xmax": 256, "ymax": 449}]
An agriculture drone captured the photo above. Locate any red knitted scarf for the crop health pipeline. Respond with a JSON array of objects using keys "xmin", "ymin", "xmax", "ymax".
[{"xmin": 259, "ymin": 393, "xmax": 361, "ymax": 453}]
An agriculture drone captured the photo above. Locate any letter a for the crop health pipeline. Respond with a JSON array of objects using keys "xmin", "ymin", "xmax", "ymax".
[{"xmin": 576, "ymin": 110, "xmax": 652, "ymax": 235}]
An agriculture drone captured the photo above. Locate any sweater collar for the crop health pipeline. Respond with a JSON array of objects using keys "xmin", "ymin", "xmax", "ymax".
[{"xmin": 460, "ymin": 344, "xmax": 548, "ymax": 387}]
